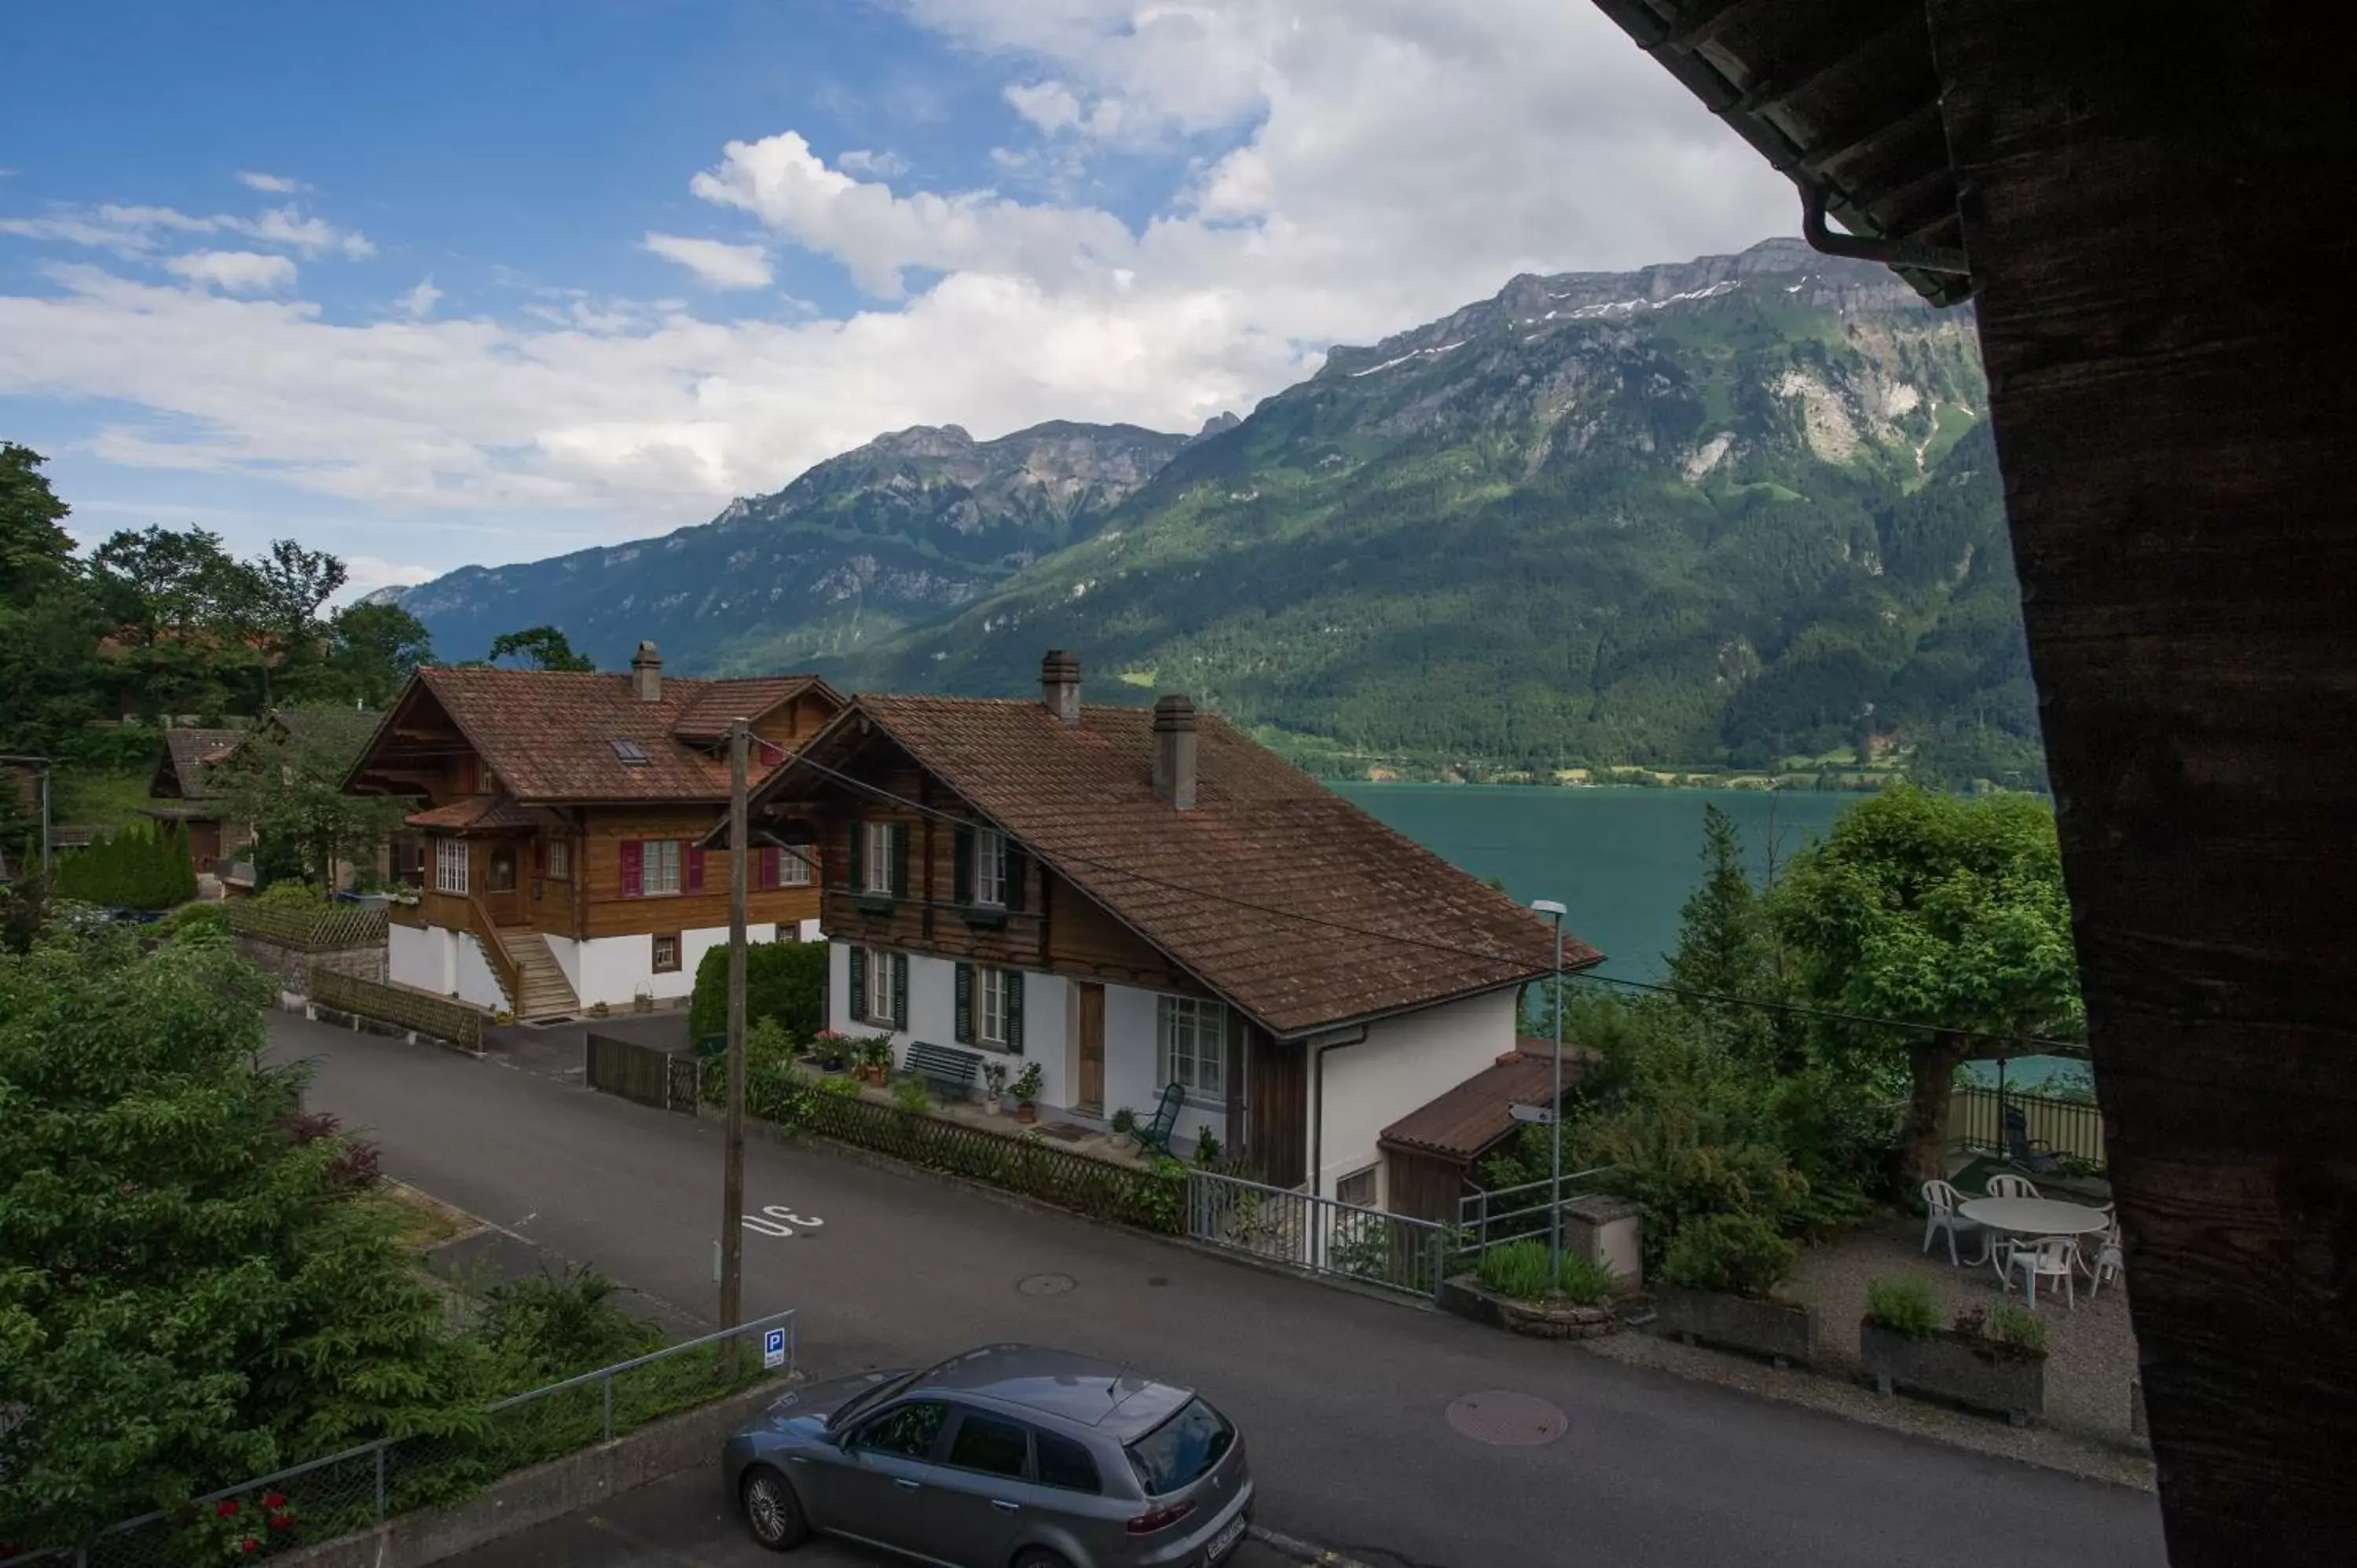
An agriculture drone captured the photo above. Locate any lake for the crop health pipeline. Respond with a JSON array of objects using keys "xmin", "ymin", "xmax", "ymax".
[{"xmin": 1329, "ymin": 782, "xmax": 1849, "ymax": 980}]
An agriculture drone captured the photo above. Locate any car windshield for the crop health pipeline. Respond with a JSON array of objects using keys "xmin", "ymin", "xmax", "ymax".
[
  {"xmin": 826, "ymin": 1372, "xmax": 919, "ymax": 1431},
  {"xmin": 1124, "ymin": 1398, "xmax": 1233, "ymax": 1496}
]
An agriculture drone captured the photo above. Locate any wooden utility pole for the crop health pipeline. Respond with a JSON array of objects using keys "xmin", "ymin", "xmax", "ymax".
[{"xmin": 718, "ymin": 717, "xmax": 750, "ymax": 1369}]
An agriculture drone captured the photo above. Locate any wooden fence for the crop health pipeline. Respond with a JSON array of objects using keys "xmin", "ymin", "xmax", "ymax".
[
  {"xmin": 312, "ymin": 970, "xmax": 482, "ymax": 1052},
  {"xmin": 1948, "ymin": 1084, "xmax": 2106, "ymax": 1170},
  {"xmin": 585, "ymin": 1032, "xmax": 700, "ymax": 1115},
  {"xmin": 225, "ymin": 899, "xmax": 388, "ymax": 950}
]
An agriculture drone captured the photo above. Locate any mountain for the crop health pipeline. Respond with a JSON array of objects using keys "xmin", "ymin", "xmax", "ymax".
[
  {"xmin": 398, "ymin": 420, "xmax": 1193, "ymax": 673},
  {"xmin": 842, "ymin": 237, "xmax": 2038, "ymax": 786}
]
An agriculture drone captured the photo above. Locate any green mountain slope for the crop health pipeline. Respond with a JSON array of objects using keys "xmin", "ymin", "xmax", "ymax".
[{"xmin": 844, "ymin": 239, "xmax": 2040, "ymax": 786}]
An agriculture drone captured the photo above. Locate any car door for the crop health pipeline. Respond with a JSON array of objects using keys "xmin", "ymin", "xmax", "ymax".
[
  {"xmin": 823, "ymin": 1398, "xmax": 952, "ymax": 1557},
  {"xmin": 917, "ymin": 1405, "xmax": 1037, "ymax": 1565}
]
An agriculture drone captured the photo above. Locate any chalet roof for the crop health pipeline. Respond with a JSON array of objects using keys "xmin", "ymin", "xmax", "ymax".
[
  {"xmin": 1588, "ymin": 1, "xmax": 1969, "ymax": 306},
  {"xmin": 151, "ymin": 727, "xmax": 245, "ymax": 803},
  {"xmin": 1379, "ymin": 1040, "xmax": 1602, "ymax": 1163},
  {"xmin": 768, "ymin": 693, "xmax": 1603, "ymax": 1037},
  {"xmin": 405, "ymin": 795, "xmax": 569, "ymax": 833},
  {"xmin": 362, "ymin": 667, "xmax": 837, "ymax": 804},
  {"xmin": 262, "ymin": 704, "xmax": 383, "ymax": 754}
]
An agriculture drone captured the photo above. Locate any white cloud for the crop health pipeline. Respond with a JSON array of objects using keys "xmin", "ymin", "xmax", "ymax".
[
  {"xmin": 236, "ymin": 170, "xmax": 310, "ymax": 194},
  {"xmin": 642, "ymin": 233, "xmax": 775, "ymax": 289},
  {"xmin": 339, "ymin": 556, "xmax": 438, "ymax": 599},
  {"xmin": 397, "ymin": 276, "xmax": 443, "ymax": 317},
  {"xmin": 164, "ymin": 250, "xmax": 299, "ymax": 293},
  {"xmin": 0, "ymin": 200, "xmax": 372, "ymax": 259},
  {"xmin": 835, "ymin": 148, "xmax": 910, "ymax": 179},
  {"xmin": 0, "ymin": 1, "xmax": 1794, "ymax": 567}
]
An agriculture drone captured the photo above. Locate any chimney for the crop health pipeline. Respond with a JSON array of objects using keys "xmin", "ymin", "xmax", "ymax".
[
  {"xmin": 1151, "ymin": 694, "xmax": 1198, "ymax": 810},
  {"xmin": 1041, "ymin": 649, "xmax": 1082, "ymax": 724},
  {"xmin": 631, "ymin": 640, "xmax": 662, "ymax": 702}
]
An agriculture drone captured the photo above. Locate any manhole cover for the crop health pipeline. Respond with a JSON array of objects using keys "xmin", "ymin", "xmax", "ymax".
[
  {"xmin": 1147, "ymin": 1276, "xmax": 1170, "ymax": 1288},
  {"xmin": 1017, "ymin": 1273, "xmax": 1076, "ymax": 1297},
  {"xmin": 1446, "ymin": 1390, "xmax": 1567, "ymax": 1447}
]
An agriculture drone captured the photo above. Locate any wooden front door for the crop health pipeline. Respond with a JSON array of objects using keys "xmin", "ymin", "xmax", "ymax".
[
  {"xmin": 1076, "ymin": 982, "xmax": 1105, "ymax": 1116},
  {"xmin": 480, "ymin": 843, "xmax": 522, "ymax": 927}
]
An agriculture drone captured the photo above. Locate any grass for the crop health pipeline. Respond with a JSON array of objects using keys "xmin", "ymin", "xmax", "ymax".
[
  {"xmin": 50, "ymin": 765, "xmax": 159, "ymax": 832},
  {"xmin": 374, "ymin": 1180, "xmax": 481, "ymax": 1250}
]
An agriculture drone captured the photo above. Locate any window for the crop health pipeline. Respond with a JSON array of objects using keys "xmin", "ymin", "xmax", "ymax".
[
  {"xmin": 608, "ymin": 738, "xmax": 651, "ymax": 767},
  {"xmin": 1158, "ymin": 996, "xmax": 1227, "ymax": 1105},
  {"xmin": 651, "ymin": 933, "xmax": 680, "ymax": 973},
  {"xmin": 954, "ymin": 964, "xmax": 1023, "ymax": 1051},
  {"xmin": 863, "ymin": 822, "xmax": 895, "ymax": 896},
  {"xmin": 850, "ymin": 1401, "xmax": 948, "ymax": 1461},
  {"xmin": 944, "ymin": 1412, "xmax": 1030, "ymax": 1478},
  {"xmin": 851, "ymin": 947, "xmax": 904, "ymax": 1028},
  {"xmin": 434, "ymin": 837, "xmax": 469, "ymax": 896},
  {"xmin": 1035, "ymin": 1431, "xmax": 1102, "ymax": 1494},
  {"xmin": 1125, "ymin": 1399, "xmax": 1234, "ymax": 1497},
  {"xmin": 866, "ymin": 948, "xmax": 896, "ymax": 1024},
  {"xmin": 642, "ymin": 840, "xmax": 682, "ymax": 896},
  {"xmin": 542, "ymin": 838, "xmax": 570, "ymax": 879},
  {"xmin": 757, "ymin": 845, "xmax": 812, "ymax": 889},
  {"xmin": 980, "ymin": 968, "xmax": 1012, "ymax": 1048},
  {"xmin": 486, "ymin": 847, "xmax": 517, "ymax": 892},
  {"xmin": 971, "ymin": 829, "xmax": 1006, "ymax": 907},
  {"xmin": 1337, "ymin": 1167, "xmax": 1378, "ymax": 1209}
]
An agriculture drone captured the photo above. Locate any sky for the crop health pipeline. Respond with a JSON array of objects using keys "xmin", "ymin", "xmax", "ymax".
[{"xmin": 0, "ymin": 0, "xmax": 1791, "ymax": 599}]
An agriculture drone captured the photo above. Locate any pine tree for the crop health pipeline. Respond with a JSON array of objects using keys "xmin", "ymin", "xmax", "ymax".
[{"xmin": 1664, "ymin": 804, "xmax": 1785, "ymax": 1065}]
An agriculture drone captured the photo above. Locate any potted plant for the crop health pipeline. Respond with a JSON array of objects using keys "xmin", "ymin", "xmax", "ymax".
[
  {"xmin": 1111, "ymin": 1105, "xmax": 1137, "ymax": 1134},
  {"xmin": 812, "ymin": 1030, "xmax": 851, "ymax": 1073},
  {"xmin": 632, "ymin": 984, "xmax": 654, "ymax": 1015},
  {"xmin": 1860, "ymin": 1281, "xmax": 2047, "ymax": 1425},
  {"xmin": 493, "ymin": 1007, "xmax": 515, "ymax": 1027},
  {"xmin": 1650, "ymin": 1211, "xmax": 1815, "ymax": 1368},
  {"xmin": 982, "ymin": 1061, "xmax": 1010, "ymax": 1115},
  {"xmin": 859, "ymin": 1035, "xmax": 893, "ymax": 1087},
  {"xmin": 588, "ymin": 999, "xmax": 610, "ymax": 1018},
  {"xmin": 1437, "ymin": 1241, "xmax": 1621, "ymax": 1340},
  {"xmin": 1011, "ymin": 1062, "xmax": 1044, "ymax": 1125}
]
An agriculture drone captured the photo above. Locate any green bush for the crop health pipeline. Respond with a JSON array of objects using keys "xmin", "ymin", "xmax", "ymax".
[
  {"xmin": 49, "ymin": 820, "xmax": 197, "ymax": 909},
  {"xmin": 1985, "ymin": 1302, "xmax": 2048, "ymax": 1359},
  {"xmin": 1661, "ymin": 1211, "xmax": 1796, "ymax": 1299},
  {"xmin": 1476, "ymin": 1240, "xmax": 1553, "ymax": 1301},
  {"xmin": 688, "ymin": 940, "xmax": 826, "ymax": 1043},
  {"xmin": 892, "ymin": 1075, "xmax": 931, "ymax": 1114},
  {"xmin": 1555, "ymin": 1253, "xmax": 1618, "ymax": 1306},
  {"xmin": 475, "ymin": 1264, "xmax": 662, "ymax": 1389},
  {"xmin": 161, "ymin": 899, "xmax": 231, "ymax": 944},
  {"xmin": 256, "ymin": 877, "xmax": 327, "ymax": 907},
  {"xmin": 1864, "ymin": 1277, "xmax": 1940, "ymax": 1339}
]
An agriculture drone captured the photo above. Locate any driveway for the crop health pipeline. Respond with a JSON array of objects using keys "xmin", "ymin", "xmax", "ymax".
[{"xmin": 271, "ymin": 1012, "xmax": 2168, "ymax": 1568}]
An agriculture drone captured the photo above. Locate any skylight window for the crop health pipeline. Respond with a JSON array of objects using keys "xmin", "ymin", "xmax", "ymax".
[{"xmin": 609, "ymin": 738, "xmax": 651, "ymax": 766}]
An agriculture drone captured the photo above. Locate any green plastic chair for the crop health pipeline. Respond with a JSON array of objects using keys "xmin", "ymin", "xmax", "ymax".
[{"xmin": 1134, "ymin": 1081, "xmax": 1186, "ymax": 1157}]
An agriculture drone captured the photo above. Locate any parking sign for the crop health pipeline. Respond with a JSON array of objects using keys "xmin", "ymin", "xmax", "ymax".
[{"xmin": 763, "ymin": 1327, "xmax": 786, "ymax": 1370}]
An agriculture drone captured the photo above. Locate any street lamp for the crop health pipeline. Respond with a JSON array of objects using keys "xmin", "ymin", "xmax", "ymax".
[{"xmin": 1530, "ymin": 898, "xmax": 1568, "ymax": 1284}]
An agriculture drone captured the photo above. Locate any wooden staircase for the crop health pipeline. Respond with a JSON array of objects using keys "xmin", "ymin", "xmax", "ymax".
[{"xmin": 496, "ymin": 927, "xmax": 580, "ymax": 1020}]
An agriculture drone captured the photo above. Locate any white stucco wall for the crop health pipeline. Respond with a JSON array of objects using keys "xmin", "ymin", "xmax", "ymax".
[
  {"xmin": 1097, "ymin": 981, "xmax": 1225, "ymax": 1147},
  {"xmin": 1315, "ymin": 987, "xmax": 1521, "ymax": 1203},
  {"xmin": 572, "ymin": 923, "xmax": 779, "ymax": 1009},
  {"xmin": 542, "ymin": 933, "xmax": 582, "ymax": 997},
  {"xmin": 389, "ymin": 922, "xmax": 450, "ymax": 995},
  {"xmin": 453, "ymin": 932, "xmax": 507, "ymax": 1012},
  {"xmin": 824, "ymin": 943, "xmax": 1072, "ymax": 1109}
]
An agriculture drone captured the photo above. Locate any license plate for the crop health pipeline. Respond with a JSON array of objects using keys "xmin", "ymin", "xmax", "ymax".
[{"xmin": 1206, "ymin": 1512, "xmax": 1248, "ymax": 1565}]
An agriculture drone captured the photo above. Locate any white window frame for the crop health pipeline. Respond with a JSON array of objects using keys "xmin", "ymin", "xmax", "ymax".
[
  {"xmin": 978, "ymin": 967, "xmax": 1011, "ymax": 1048},
  {"xmin": 971, "ymin": 829, "xmax": 1007, "ymax": 907},
  {"xmin": 1336, "ymin": 1166, "xmax": 1379, "ymax": 1210},
  {"xmin": 544, "ymin": 838, "xmax": 571, "ymax": 879},
  {"xmin": 1157, "ymin": 995, "xmax": 1227, "ymax": 1107},
  {"xmin": 434, "ymin": 837, "xmax": 469, "ymax": 896},
  {"xmin": 776, "ymin": 846, "xmax": 812, "ymax": 887},
  {"xmin": 642, "ymin": 839, "xmax": 682, "ymax": 897},
  {"xmin": 863, "ymin": 946, "xmax": 896, "ymax": 1024},
  {"xmin": 651, "ymin": 932, "xmax": 681, "ymax": 973},
  {"xmin": 863, "ymin": 822, "xmax": 895, "ymax": 896}
]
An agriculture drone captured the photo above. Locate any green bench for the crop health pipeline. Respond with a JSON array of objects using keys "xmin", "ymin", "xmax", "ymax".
[{"xmin": 904, "ymin": 1040, "xmax": 984, "ymax": 1101}]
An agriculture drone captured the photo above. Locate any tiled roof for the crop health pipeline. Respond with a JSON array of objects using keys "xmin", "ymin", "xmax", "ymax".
[
  {"xmin": 405, "ymin": 796, "xmax": 569, "ymax": 833},
  {"xmin": 1379, "ymin": 1040, "xmax": 1602, "ymax": 1163},
  {"xmin": 669, "ymin": 676, "xmax": 834, "ymax": 742},
  {"xmin": 154, "ymin": 727, "xmax": 245, "ymax": 802},
  {"xmin": 410, "ymin": 668, "xmax": 829, "ymax": 803},
  {"xmin": 841, "ymin": 695, "xmax": 1604, "ymax": 1037}
]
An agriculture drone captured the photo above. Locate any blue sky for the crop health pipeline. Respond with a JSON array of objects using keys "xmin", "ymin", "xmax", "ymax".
[{"xmin": 0, "ymin": 1, "xmax": 1789, "ymax": 595}]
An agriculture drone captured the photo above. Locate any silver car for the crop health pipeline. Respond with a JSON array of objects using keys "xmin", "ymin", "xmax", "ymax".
[{"xmin": 721, "ymin": 1343, "xmax": 1253, "ymax": 1567}]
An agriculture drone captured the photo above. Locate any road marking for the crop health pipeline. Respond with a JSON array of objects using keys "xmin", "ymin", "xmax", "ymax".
[
  {"xmin": 1248, "ymin": 1524, "xmax": 1383, "ymax": 1568},
  {"xmin": 585, "ymin": 1511, "xmax": 719, "ymax": 1565},
  {"xmin": 741, "ymin": 1203, "xmax": 825, "ymax": 1237}
]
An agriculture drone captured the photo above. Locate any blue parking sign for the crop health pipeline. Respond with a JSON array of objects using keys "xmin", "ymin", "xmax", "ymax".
[{"xmin": 763, "ymin": 1327, "xmax": 786, "ymax": 1370}]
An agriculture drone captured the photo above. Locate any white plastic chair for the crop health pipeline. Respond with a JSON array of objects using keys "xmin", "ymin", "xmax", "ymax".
[
  {"xmin": 1920, "ymin": 1179, "xmax": 1986, "ymax": 1266},
  {"xmin": 1985, "ymin": 1173, "xmax": 2041, "ymax": 1200},
  {"xmin": 2084, "ymin": 1215, "xmax": 2125, "ymax": 1297},
  {"xmin": 2003, "ymin": 1236, "xmax": 2079, "ymax": 1310}
]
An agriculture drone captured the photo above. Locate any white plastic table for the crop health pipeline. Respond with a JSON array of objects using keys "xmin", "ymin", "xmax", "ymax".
[{"xmin": 1956, "ymin": 1196, "xmax": 2111, "ymax": 1282}]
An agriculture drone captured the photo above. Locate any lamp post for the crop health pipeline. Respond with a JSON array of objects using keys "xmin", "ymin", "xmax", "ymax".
[{"xmin": 1530, "ymin": 898, "xmax": 1568, "ymax": 1284}]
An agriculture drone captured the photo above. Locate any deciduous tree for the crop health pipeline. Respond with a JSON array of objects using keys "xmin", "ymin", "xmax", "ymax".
[{"xmin": 484, "ymin": 625, "xmax": 593, "ymax": 672}]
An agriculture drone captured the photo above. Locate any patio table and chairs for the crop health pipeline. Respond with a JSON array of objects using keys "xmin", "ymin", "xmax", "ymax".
[{"xmin": 1956, "ymin": 1192, "xmax": 2115, "ymax": 1309}]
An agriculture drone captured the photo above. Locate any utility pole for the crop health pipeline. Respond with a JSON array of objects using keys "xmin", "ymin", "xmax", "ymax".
[
  {"xmin": 1530, "ymin": 899, "xmax": 1569, "ymax": 1284},
  {"xmin": 718, "ymin": 717, "xmax": 750, "ymax": 1372}
]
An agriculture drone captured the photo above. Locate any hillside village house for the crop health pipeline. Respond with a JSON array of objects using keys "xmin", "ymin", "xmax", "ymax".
[
  {"xmin": 343, "ymin": 643, "xmax": 843, "ymax": 1019},
  {"xmin": 145, "ymin": 723, "xmax": 250, "ymax": 883},
  {"xmin": 739, "ymin": 650, "xmax": 1603, "ymax": 1206}
]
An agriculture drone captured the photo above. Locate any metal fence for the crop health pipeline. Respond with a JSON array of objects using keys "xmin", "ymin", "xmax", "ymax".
[
  {"xmin": 1184, "ymin": 1169, "xmax": 1450, "ymax": 1299},
  {"xmin": 1949, "ymin": 1084, "xmax": 2106, "ymax": 1171},
  {"xmin": 585, "ymin": 1032, "xmax": 700, "ymax": 1114},
  {"xmin": 1456, "ymin": 1171, "xmax": 1618, "ymax": 1260},
  {"xmin": 30, "ymin": 1309, "xmax": 797, "ymax": 1567}
]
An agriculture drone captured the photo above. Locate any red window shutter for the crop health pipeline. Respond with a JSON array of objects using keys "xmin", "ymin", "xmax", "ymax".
[
  {"xmin": 761, "ymin": 846, "xmax": 780, "ymax": 889},
  {"xmin": 621, "ymin": 840, "xmax": 643, "ymax": 898},
  {"xmin": 686, "ymin": 845, "xmax": 706, "ymax": 893},
  {"xmin": 533, "ymin": 840, "xmax": 548, "ymax": 876}
]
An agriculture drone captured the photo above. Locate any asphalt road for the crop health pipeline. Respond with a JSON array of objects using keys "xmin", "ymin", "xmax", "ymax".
[{"xmin": 272, "ymin": 1013, "xmax": 2169, "ymax": 1568}]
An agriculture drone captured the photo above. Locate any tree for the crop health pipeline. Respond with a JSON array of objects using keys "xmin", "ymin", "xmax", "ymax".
[
  {"xmin": 216, "ymin": 709, "xmax": 405, "ymax": 887},
  {"xmin": 1662, "ymin": 804, "xmax": 1786, "ymax": 1066},
  {"xmin": 49, "ymin": 822, "xmax": 196, "ymax": 909},
  {"xmin": 87, "ymin": 525, "xmax": 261, "ymax": 717},
  {"xmin": 1770, "ymin": 785, "xmax": 2083, "ymax": 1184},
  {"xmin": 0, "ymin": 446, "xmax": 109, "ymax": 753},
  {"xmin": 326, "ymin": 600, "xmax": 434, "ymax": 707},
  {"xmin": 0, "ymin": 929, "xmax": 482, "ymax": 1549},
  {"xmin": 240, "ymin": 540, "xmax": 348, "ymax": 706},
  {"xmin": 484, "ymin": 625, "xmax": 593, "ymax": 672},
  {"xmin": 0, "ymin": 443, "xmax": 78, "ymax": 605}
]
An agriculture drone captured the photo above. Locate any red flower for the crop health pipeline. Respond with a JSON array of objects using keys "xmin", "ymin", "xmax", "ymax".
[
  {"xmin": 261, "ymin": 1493, "xmax": 288, "ymax": 1511},
  {"xmin": 268, "ymin": 1514, "xmax": 293, "ymax": 1532},
  {"xmin": 215, "ymin": 1500, "xmax": 240, "ymax": 1518},
  {"xmin": 240, "ymin": 1538, "xmax": 259, "ymax": 1554}
]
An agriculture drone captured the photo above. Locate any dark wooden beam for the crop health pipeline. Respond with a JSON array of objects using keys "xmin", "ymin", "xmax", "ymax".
[{"xmin": 1926, "ymin": 2, "xmax": 2357, "ymax": 1560}]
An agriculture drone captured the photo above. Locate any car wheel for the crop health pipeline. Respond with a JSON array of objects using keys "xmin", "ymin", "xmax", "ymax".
[{"xmin": 739, "ymin": 1465, "xmax": 809, "ymax": 1551}]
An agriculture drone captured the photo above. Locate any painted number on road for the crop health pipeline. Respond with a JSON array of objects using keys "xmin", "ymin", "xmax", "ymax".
[{"xmin": 742, "ymin": 1203, "xmax": 824, "ymax": 1237}]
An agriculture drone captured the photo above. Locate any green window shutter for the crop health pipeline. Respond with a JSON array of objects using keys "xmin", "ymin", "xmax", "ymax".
[
  {"xmin": 1004, "ymin": 846, "xmax": 1028, "ymax": 913},
  {"xmin": 953, "ymin": 826, "xmax": 973, "ymax": 904},
  {"xmin": 891, "ymin": 952, "xmax": 908, "ymax": 1028},
  {"xmin": 890, "ymin": 823, "xmax": 911, "ymax": 899},
  {"xmin": 954, "ymin": 962, "xmax": 973, "ymax": 1043},
  {"xmin": 1006, "ymin": 970, "xmax": 1025, "ymax": 1055},
  {"xmin": 845, "ymin": 819, "xmax": 863, "ymax": 890},
  {"xmin": 847, "ymin": 945, "xmax": 867, "ymax": 1022}
]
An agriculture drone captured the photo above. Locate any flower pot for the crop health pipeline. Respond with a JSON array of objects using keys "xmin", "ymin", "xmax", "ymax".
[
  {"xmin": 1651, "ymin": 1286, "xmax": 1817, "ymax": 1368},
  {"xmin": 1859, "ymin": 1321, "xmax": 2045, "ymax": 1426},
  {"xmin": 863, "ymin": 1065, "xmax": 887, "ymax": 1088},
  {"xmin": 1016, "ymin": 1102, "xmax": 1038, "ymax": 1125},
  {"xmin": 632, "ymin": 996, "xmax": 653, "ymax": 1015},
  {"xmin": 1438, "ymin": 1275, "xmax": 1618, "ymax": 1341}
]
